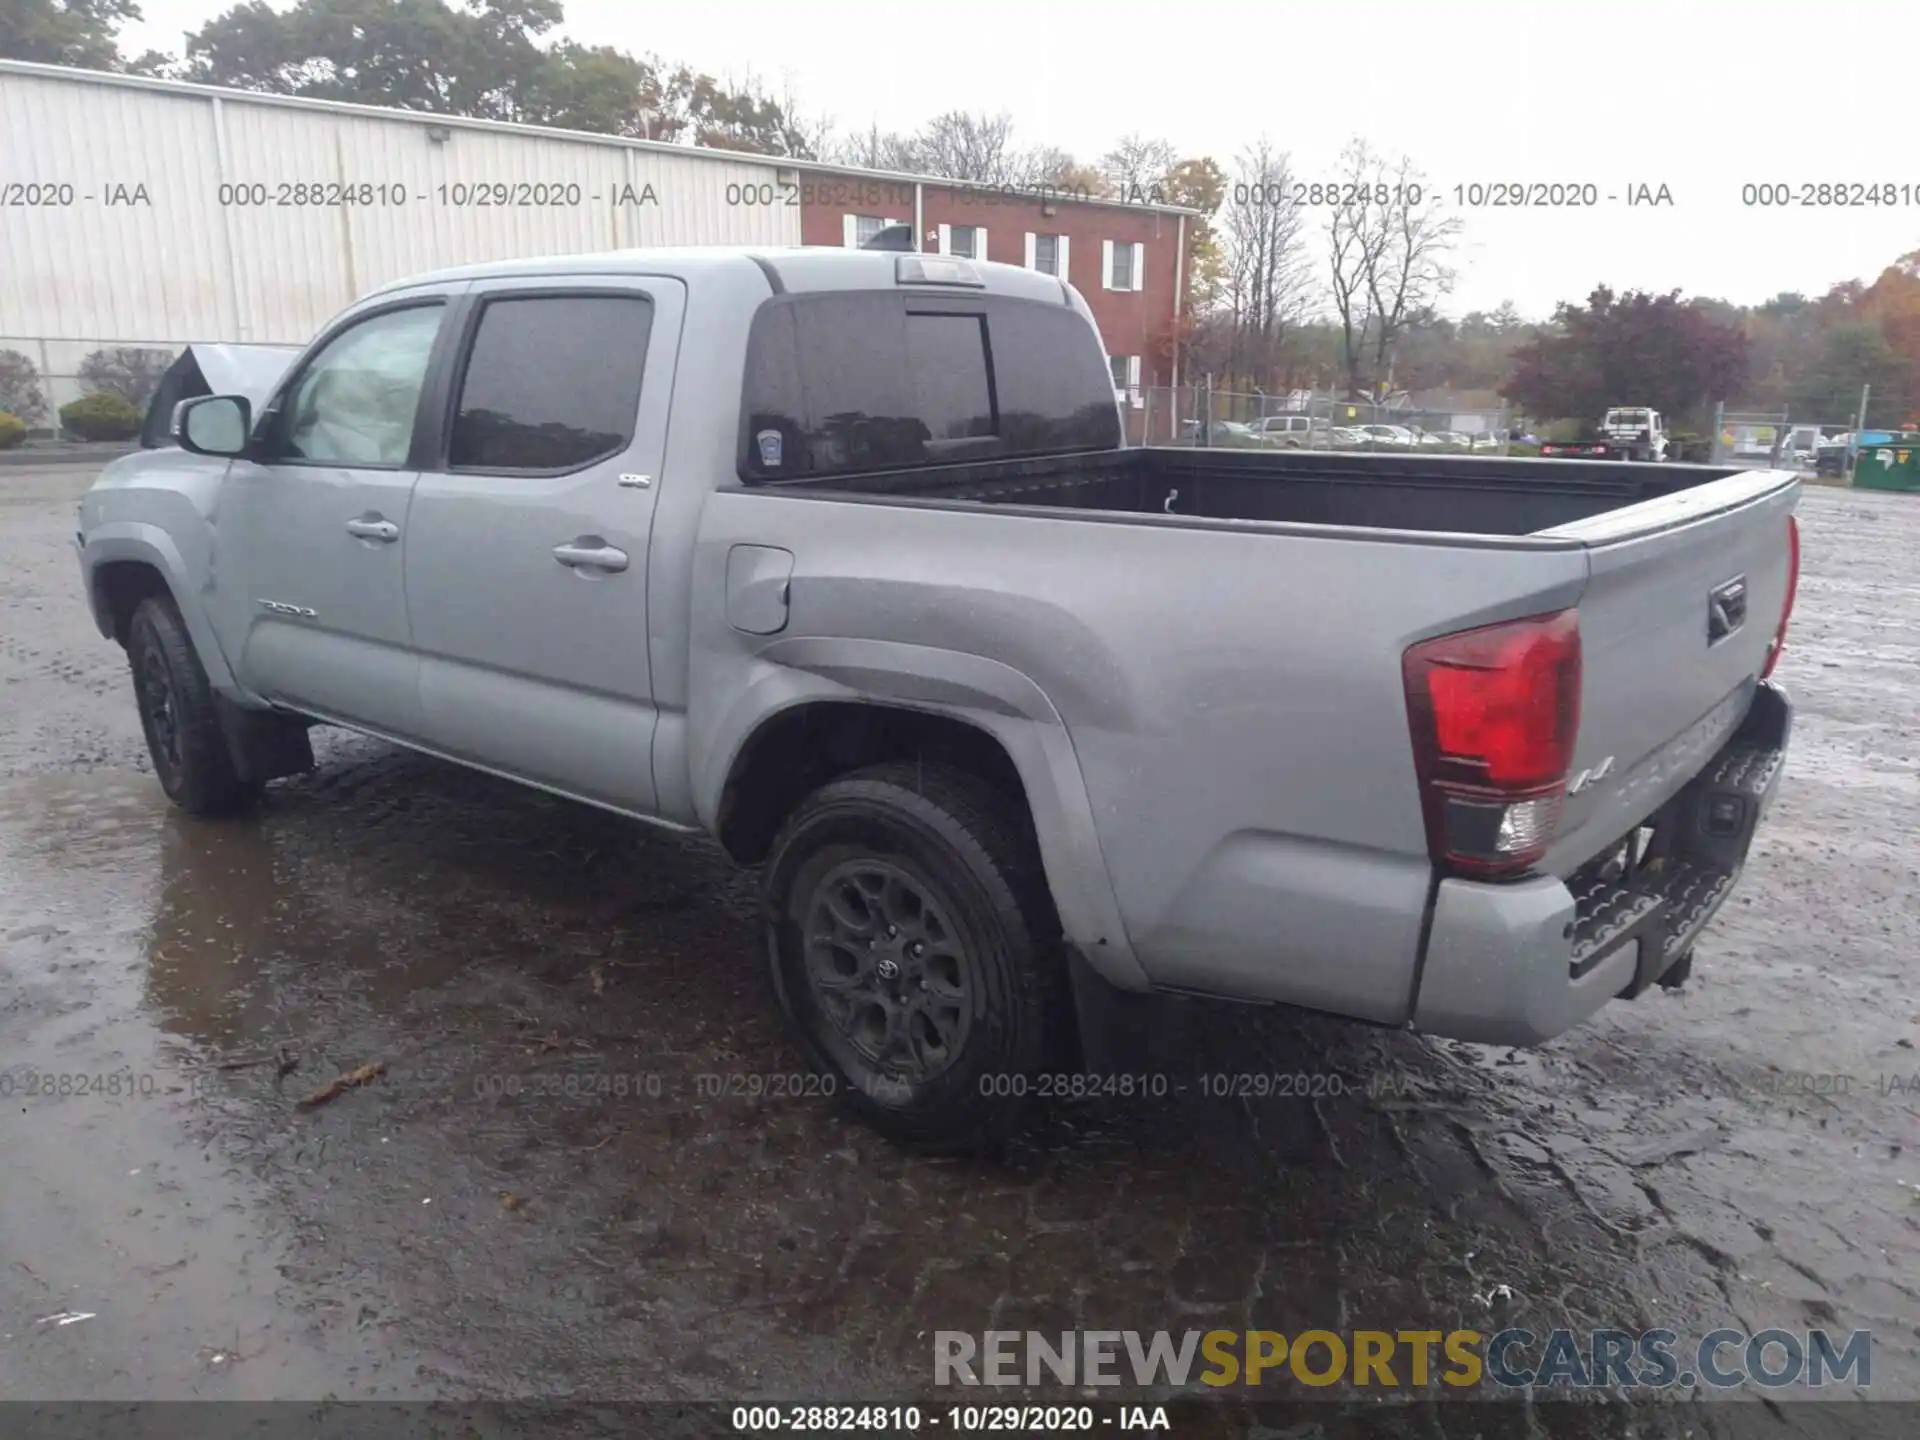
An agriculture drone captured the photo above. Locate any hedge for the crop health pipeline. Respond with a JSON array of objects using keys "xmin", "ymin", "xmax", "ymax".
[{"xmin": 60, "ymin": 391, "xmax": 144, "ymax": 442}]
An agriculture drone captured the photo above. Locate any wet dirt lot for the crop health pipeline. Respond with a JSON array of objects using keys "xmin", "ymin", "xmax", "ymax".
[{"xmin": 1, "ymin": 462, "xmax": 1915, "ymax": 1435}]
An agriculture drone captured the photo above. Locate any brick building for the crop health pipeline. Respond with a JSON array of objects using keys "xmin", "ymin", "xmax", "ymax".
[{"xmin": 796, "ymin": 173, "xmax": 1195, "ymax": 401}]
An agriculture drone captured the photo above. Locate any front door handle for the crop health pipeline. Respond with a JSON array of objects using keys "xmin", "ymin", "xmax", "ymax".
[
  {"xmin": 552, "ymin": 540, "xmax": 629, "ymax": 573},
  {"xmin": 345, "ymin": 517, "xmax": 399, "ymax": 542}
]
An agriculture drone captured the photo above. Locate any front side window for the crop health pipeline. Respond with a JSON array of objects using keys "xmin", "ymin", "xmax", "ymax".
[
  {"xmin": 740, "ymin": 291, "xmax": 1120, "ymax": 482},
  {"xmin": 280, "ymin": 304, "xmax": 443, "ymax": 466},
  {"xmin": 449, "ymin": 294, "xmax": 652, "ymax": 472}
]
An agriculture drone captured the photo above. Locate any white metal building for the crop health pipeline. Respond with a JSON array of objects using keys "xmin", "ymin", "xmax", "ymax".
[{"xmin": 0, "ymin": 60, "xmax": 803, "ymax": 414}]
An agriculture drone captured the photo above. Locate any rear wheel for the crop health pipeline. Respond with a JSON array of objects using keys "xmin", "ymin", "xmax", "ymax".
[
  {"xmin": 128, "ymin": 596, "xmax": 260, "ymax": 816},
  {"xmin": 763, "ymin": 762, "xmax": 1065, "ymax": 1151}
]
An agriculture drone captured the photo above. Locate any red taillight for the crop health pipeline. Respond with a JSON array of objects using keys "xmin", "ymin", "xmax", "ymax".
[
  {"xmin": 1760, "ymin": 514, "xmax": 1800, "ymax": 679},
  {"xmin": 1403, "ymin": 610, "xmax": 1582, "ymax": 878}
]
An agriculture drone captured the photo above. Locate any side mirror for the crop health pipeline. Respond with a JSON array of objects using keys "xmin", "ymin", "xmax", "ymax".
[{"xmin": 173, "ymin": 394, "xmax": 252, "ymax": 458}]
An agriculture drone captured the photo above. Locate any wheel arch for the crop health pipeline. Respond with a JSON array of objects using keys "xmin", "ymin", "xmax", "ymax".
[
  {"xmin": 696, "ymin": 649, "xmax": 1146, "ymax": 990},
  {"xmin": 84, "ymin": 526, "xmax": 241, "ymax": 695}
]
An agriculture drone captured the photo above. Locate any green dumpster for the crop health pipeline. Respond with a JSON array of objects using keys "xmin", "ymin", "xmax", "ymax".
[{"xmin": 1854, "ymin": 433, "xmax": 1920, "ymax": 492}]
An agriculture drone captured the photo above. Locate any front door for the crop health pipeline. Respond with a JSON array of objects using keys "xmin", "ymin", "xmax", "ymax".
[
  {"xmin": 212, "ymin": 297, "xmax": 456, "ymax": 738},
  {"xmin": 403, "ymin": 278, "xmax": 682, "ymax": 814}
]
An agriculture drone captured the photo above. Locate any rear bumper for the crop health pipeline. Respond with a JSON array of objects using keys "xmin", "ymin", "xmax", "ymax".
[{"xmin": 1409, "ymin": 681, "xmax": 1792, "ymax": 1046}]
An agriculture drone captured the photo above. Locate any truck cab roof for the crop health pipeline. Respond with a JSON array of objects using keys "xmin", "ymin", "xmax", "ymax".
[{"xmin": 364, "ymin": 245, "xmax": 1077, "ymax": 307}]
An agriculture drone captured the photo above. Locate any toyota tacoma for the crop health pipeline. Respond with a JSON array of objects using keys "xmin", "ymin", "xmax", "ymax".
[{"xmin": 75, "ymin": 247, "xmax": 1800, "ymax": 1148}]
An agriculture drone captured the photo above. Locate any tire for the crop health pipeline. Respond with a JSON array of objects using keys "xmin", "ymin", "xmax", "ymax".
[
  {"xmin": 762, "ymin": 761, "xmax": 1065, "ymax": 1151},
  {"xmin": 127, "ymin": 595, "xmax": 260, "ymax": 816}
]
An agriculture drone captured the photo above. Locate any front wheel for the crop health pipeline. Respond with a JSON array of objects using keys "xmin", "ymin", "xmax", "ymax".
[
  {"xmin": 127, "ymin": 595, "xmax": 260, "ymax": 816},
  {"xmin": 762, "ymin": 762, "xmax": 1066, "ymax": 1151}
]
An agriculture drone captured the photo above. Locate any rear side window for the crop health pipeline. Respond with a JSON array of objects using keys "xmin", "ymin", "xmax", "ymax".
[
  {"xmin": 450, "ymin": 294, "xmax": 652, "ymax": 472},
  {"xmin": 740, "ymin": 291, "xmax": 1119, "ymax": 481}
]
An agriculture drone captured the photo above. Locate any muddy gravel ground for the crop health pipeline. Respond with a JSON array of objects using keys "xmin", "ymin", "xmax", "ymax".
[{"xmin": 1, "ymin": 463, "xmax": 1915, "ymax": 1436}]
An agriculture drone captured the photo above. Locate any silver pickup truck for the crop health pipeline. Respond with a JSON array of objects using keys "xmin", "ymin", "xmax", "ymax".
[{"xmin": 75, "ymin": 247, "xmax": 1801, "ymax": 1148}]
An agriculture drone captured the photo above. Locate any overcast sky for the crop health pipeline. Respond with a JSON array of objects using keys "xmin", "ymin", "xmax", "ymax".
[{"xmin": 119, "ymin": 0, "xmax": 1920, "ymax": 319}]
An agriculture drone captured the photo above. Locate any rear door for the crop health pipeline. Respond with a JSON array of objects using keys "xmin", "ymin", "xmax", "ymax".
[
  {"xmin": 1537, "ymin": 473, "xmax": 1800, "ymax": 873},
  {"xmin": 403, "ymin": 277, "xmax": 683, "ymax": 814}
]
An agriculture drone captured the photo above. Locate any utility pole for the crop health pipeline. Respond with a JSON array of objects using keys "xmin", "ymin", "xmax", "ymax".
[{"xmin": 1850, "ymin": 384, "xmax": 1871, "ymax": 481}]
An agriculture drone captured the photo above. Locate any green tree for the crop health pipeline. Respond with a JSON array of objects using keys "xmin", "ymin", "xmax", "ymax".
[
  {"xmin": 1788, "ymin": 323, "xmax": 1912, "ymax": 427},
  {"xmin": 1162, "ymin": 156, "xmax": 1227, "ymax": 309},
  {"xmin": 157, "ymin": 0, "xmax": 815, "ymax": 153},
  {"xmin": 0, "ymin": 0, "xmax": 141, "ymax": 68},
  {"xmin": 1505, "ymin": 286, "xmax": 1749, "ymax": 424}
]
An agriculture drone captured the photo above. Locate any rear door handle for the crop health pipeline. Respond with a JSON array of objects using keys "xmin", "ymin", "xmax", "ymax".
[
  {"xmin": 552, "ymin": 540, "xmax": 629, "ymax": 573},
  {"xmin": 345, "ymin": 517, "xmax": 399, "ymax": 542}
]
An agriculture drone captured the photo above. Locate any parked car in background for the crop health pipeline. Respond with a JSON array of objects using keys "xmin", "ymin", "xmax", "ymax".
[
  {"xmin": 1779, "ymin": 425, "xmax": 1824, "ymax": 470},
  {"xmin": 1349, "ymin": 424, "xmax": 1408, "ymax": 448},
  {"xmin": 1541, "ymin": 406, "xmax": 1669, "ymax": 463},
  {"xmin": 1180, "ymin": 419, "xmax": 1277, "ymax": 447},
  {"xmin": 1254, "ymin": 414, "xmax": 1331, "ymax": 447},
  {"xmin": 1219, "ymin": 420, "xmax": 1284, "ymax": 447}
]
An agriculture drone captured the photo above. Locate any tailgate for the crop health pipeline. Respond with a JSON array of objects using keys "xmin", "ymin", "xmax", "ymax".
[{"xmin": 1538, "ymin": 470, "xmax": 1800, "ymax": 874}]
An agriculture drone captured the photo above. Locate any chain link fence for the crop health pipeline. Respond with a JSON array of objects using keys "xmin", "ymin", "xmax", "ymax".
[
  {"xmin": 0, "ymin": 339, "xmax": 180, "ymax": 441},
  {"xmin": 1130, "ymin": 386, "xmax": 1512, "ymax": 454},
  {"xmin": 1708, "ymin": 406, "xmax": 1864, "ymax": 477}
]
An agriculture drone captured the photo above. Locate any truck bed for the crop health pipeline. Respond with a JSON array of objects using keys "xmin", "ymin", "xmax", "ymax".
[
  {"xmin": 742, "ymin": 440, "xmax": 1800, "ymax": 892},
  {"xmin": 769, "ymin": 446, "xmax": 1745, "ymax": 537}
]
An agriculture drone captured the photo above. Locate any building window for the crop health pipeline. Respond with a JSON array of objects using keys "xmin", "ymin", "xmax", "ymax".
[
  {"xmin": 1108, "ymin": 354, "xmax": 1142, "ymax": 408},
  {"xmin": 1033, "ymin": 234, "xmax": 1061, "ymax": 275},
  {"xmin": 939, "ymin": 224, "xmax": 989, "ymax": 260},
  {"xmin": 1109, "ymin": 355, "xmax": 1128, "ymax": 390},
  {"xmin": 852, "ymin": 214, "xmax": 885, "ymax": 248},
  {"xmin": 1102, "ymin": 240, "xmax": 1146, "ymax": 292}
]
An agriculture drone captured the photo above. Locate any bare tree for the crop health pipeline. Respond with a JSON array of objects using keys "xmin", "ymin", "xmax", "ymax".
[
  {"xmin": 915, "ymin": 111, "xmax": 1024, "ymax": 184},
  {"xmin": 1219, "ymin": 140, "xmax": 1314, "ymax": 387},
  {"xmin": 1100, "ymin": 134, "xmax": 1176, "ymax": 199},
  {"xmin": 824, "ymin": 111, "xmax": 1077, "ymax": 188},
  {"xmin": 78, "ymin": 347, "xmax": 175, "ymax": 408},
  {"xmin": 1325, "ymin": 139, "xmax": 1459, "ymax": 399},
  {"xmin": 830, "ymin": 122, "xmax": 925, "ymax": 173},
  {"xmin": 0, "ymin": 349, "xmax": 47, "ymax": 425},
  {"xmin": 1326, "ymin": 143, "xmax": 1388, "ymax": 398}
]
